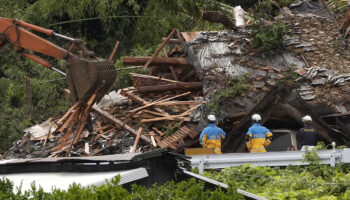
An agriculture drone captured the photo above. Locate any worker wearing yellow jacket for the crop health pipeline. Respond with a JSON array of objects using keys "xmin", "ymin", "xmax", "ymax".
[
  {"xmin": 246, "ymin": 114, "xmax": 273, "ymax": 153},
  {"xmin": 199, "ymin": 115, "xmax": 226, "ymax": 154}
]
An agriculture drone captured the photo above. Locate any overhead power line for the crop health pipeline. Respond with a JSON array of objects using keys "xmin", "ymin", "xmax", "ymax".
[{"xmin": 48, "ymin": 15, "xmax": 164, "ymax": 26}]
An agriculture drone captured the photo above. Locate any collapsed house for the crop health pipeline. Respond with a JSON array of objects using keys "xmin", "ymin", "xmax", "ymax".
[
  {"xmin": 185, "ymin": 0, "xmax": 350, "ymax": 152},
  {"xmin": 4, "ymin": 0, "xmax": 350, "ymax": 159}
]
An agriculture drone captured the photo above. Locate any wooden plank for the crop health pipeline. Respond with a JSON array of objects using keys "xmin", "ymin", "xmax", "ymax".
[
  {"xmin": 152, "ymin": 127, "xmax": 165, "ymax": 136},
  {"xmin": 143, "ymin": 29, "xmax": 176, "ymax": 70},
  {"xmin": 123, "ymin": 57, "xmax": 191, "ymax": 68},
  {"xmin": 92, "ymin": 106, "xmax": 153, "ymax": 146},
  {"xmin": 141, "ymin": 116, "xmax": 191, "ymax": 123},
  {"xmin": 161, "ymin": 38, "xmax": 180, "ymax": 44},
  {"xmin": 129, "ymin": 92, "xmax": 191, "ymax": 113},
  {"xmin": 67, "ymin": 88, "xmax": 98, "ymax": 156},
  {"xmin": 58, "ymin": 108, "xmax": 79, "ymax": 146},
  {"xmin": 154, "ymin": 136, "xmax": 167, "ymax": 148},
  {"xmin": 123, "ymin": 91, "xmax": 169, "ymax": 116},
  {"xmin": 177, "ymin": 130, "xmax": 187, "ymax": 137},
  {"xmin": 57, "ymin": 101, "xmax": 80, "ymax": 124},
  {"xmin": 160, "ymin": 137, "xmax": 177, "ymax": 150},
  {"xmin": 130, "ymin": 73, "xmax": 182, "ymax": 84},
  {"xmin": 120, "ymin": 86, "xmax": 136, "ymax": 95},
  {"xmin": 96, "ymin": 121, "xmax": 104, "ymax": 143},
  {"xmin": 155, "ymin": 101, "xmax": 198, "ymax": 106},
  {"xmin": 123, "ymin": 91, "xmax": 147, "ymax": 104},
  {"xmin": 175, "ymin": 29, "xmax": 187, "ymax": 46},
  {"xmin": 163, "ymin": 47, "xmax": 179, "ymax": 81},
  {"xmin": 140, "ymin": 104, "xmax": 199, "ymax": 122},
  {"xmin": 130, "ymin": 73, "xmax": 201, "ymax": 91},
  {"xmin": 96, "ymin": 125, "xmax": 111, "ymax": 131},
  {"xmin": 131, "ymin": 127, "xmax": 143, "ymax": 153},
  {"xmin": 108, "ymin": 41, "xmax": 120, "ymax": 61},
  {"xmin": 169, "ymin": 66, "xmax": 179, "ymax": 81},
  {"xmin": 142, "ymin": 110, "xmax": 167, "ymax": 117},
  {"xmin": 136, "ymin": 82, "xmax": 202, "ymax": 93},
  {"xmin": 58, "ymin": 108, "xmax": 78, "ymax": 132}
]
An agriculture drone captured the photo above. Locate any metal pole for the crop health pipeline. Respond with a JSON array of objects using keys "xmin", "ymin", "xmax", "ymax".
[{"xmin": 53, "ymin": 33, "xmax": 75, "ymax": 42}]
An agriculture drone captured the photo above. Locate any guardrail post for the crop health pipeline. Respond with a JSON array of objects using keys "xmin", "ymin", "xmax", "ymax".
[{"xmin": 199, "ymin": 157, "xmax": 204, "ymax": 174}]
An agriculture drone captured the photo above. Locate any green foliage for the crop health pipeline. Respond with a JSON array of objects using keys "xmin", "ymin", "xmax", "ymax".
[
  {"xmin": 161, "ymin": 119, "xmax": 182, "ymax": 136},
  {"xmin": 252, "ymin": 21, "xmax": 287, "ymax": 51},
  {"xmin": 164, "ymin": 126, "xmax": 175, "ymax": 137},
  {"xmin": 24, "ymin": 0, "xmax": 144, "ymax": 57},
  {"xmin": 0, "ymin": 177, "xmax": 243, "ymax": 199},
  {"xmin": 248, "ymin": 0, "xmax": 297, "ymax": 20},
  {"xmin": 205, "ymin": 76, "xmax": 250, "ymax": 117},
  {"xmin": 0, "ymin": 45, "xmax": 70, "ymax": 153},
  {"xmin": 302, "ymin": 148, "xmax": 320, "ymax": 165},
  {"xmin": 132, "ymin": 0, "xmax": 237, "ymax": 50},
  {"xmin": 328, "ymin": 0, "xmax": 348, "ymax": 13},
  {"xmin": 315, "ymin": 141, "xmax": 327, "ymax": 150},
  {"xmin": 203, "ymin": 164, "xmax": 350, "ymax": 199}
]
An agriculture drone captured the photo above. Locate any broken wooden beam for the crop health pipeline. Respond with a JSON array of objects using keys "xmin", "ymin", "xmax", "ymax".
[
  {"xmin": 201, "ymin": 10, "xmax": 236, "ymax": 30},
  {"xmin": 153, "ymin": 100, "xmax": 199, "ymax": 106},
  {"xmin": 163, "ymin": 47, "xmax": 179, "ymax": 81},
  {"xmin": 152, "ymin": 127, "xmax": 165, "ymax": 136},
  {"xmin": 57, "ymin": 101, "xmax": 80, "ymax": 124},
  {"xmin": 130, "ymin": 73, "xmax": 179, "ymax": 83},
  {"xmin": 123, "ymin": 57, "xmax": 191, "ymax": 68},
  {"xmin": 108, "ymin": 41, "xmax": 120, "ymax": 62},
  {"xmin": 129, "ymin": 92, "xmax": 191, "ymax": 113},
  {"xmin": 122, "ymin": 91, "xmax": 169, "ymax": 116},
  {"xmin": 143, "ymin": 29, "xmax": 176, "ymax": 70},
  {"xmin": 131, "ymin": 127, "xmax": 143, "ymax": 153},
  {"xmin": 175, "ymin": 29, "xmax": 187, "ymax": 46},
  {"xmin": 136, "ymin": 82, "xmax": 202, "ymax": 93},
  {"xmin": 161, "ymin": 38, "xmax": 181, "ymax": 44},
  {"xmin": 129, "ymin": 73, "xmax": 202, "ymax": 91},
  {"xmin": 142, "ymin": 110, "xmax": 167, "ymax": 117},
  {"xmin": 141, "ymin": 104, "xmax": 199, "ymax": 122},
  {"xmin": 92, "ymin": 106, "xmax": 153, "ymax": 146}
]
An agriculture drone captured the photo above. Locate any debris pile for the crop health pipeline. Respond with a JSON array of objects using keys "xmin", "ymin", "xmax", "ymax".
[
  {"xmin": 6, "ymin": 30, "xmax": 203, "ymax": 159},
  {"xmin": 5, "ymin": 1, "xmax": 350, "ymax": 157},
  {"xmin": 184, "ymin": 0, "xmax": 350, "ymax": 152}
]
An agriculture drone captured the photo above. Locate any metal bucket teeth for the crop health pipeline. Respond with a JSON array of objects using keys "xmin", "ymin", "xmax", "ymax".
[{"xmin": 66, "ymin": 57, "xmax": 116, "ymax": 103}]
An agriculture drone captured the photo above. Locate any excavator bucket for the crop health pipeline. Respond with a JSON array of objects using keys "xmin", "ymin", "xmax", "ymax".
[{"xmin": 66, "ymin": 57, "xmax": 116, "ymax": 103}]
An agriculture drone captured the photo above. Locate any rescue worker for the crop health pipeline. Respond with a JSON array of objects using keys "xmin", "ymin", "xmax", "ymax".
[
  {"xmin": 199, "ymin": 115, "xmax": 226, "ymax": 154},
  {"xmin": 297, "ymin": 115, "xmax": 318, "ymax": 151},
  {"xmin": 245, "ymin": 114, "xmax": 273, "ymax": 153}
]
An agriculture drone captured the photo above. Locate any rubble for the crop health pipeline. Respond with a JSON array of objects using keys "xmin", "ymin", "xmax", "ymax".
[
  {"xmin": 6, "ymin": 85, "xmax": 201, "ymax": 158},
  {"xmin": 5, "ymin": 30, "xmax": 202, "ymax": 158},
  {"xmin": 5, "ymin": 0, "xmax": 350, "ymax": 157}
]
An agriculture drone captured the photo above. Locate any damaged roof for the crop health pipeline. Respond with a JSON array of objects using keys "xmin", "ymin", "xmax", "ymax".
[{"xmin": 184, "ymin": 0, "xmax": 350, "ymax": 152}]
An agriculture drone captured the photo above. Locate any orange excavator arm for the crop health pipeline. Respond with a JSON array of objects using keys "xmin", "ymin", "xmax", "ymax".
[
  {"xmin": 0, "ymin": 17, "xmax": 69, "ymax": 70},
  {"xmin": 0, "ymin": 17, "xmax": 116, "ymax": 103}
]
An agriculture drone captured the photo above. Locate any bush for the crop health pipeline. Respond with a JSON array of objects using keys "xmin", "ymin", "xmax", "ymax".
[
  {"xmin": 252, "ymin": 21, "xmax": 287, "ymax": 51},
  {"xmin": 202, "ymin": 164, "xmax": 350, "ymax": 199},
  {"xmin": 0, "ymin": 177, "xmax": 243, "ymax": 199}
]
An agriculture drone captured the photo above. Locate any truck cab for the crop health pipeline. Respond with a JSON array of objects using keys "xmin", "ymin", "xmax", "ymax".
[{"xmin": 266, "ymin": 129, "xmax": 298, "ymax": 151}]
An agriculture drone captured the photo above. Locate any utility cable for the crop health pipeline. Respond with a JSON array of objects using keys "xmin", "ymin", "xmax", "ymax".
[
  {"xmin": 48, "ymin": 15, "xmax": 165, "ymax": 26},
  {"xmin": 4, "ymin": 77, "xmax": 67, "ymax": 89}
]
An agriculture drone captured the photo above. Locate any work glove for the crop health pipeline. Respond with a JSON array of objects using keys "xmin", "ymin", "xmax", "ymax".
[
  {"xmin": 246, "ymin": 141, "xmax": 252, "ymax": 150},
  {"xmin": 263, "ymin": 137, "xmax": 272, "ymax": 147}
]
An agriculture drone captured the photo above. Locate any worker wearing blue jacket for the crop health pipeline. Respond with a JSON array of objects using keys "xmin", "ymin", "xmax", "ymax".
[
  {"xmin": 199, "ymin": 115, "xmax": 226, "ymax": 154},
  {"xmin": 246, "ymin": 114, "xmax": 273, "ymax": 153}
]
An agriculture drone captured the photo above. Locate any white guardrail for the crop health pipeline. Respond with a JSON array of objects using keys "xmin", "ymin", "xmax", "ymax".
[{"xmin": 190, "ymin": 148, "xmax": 350, "ymax": 174}]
